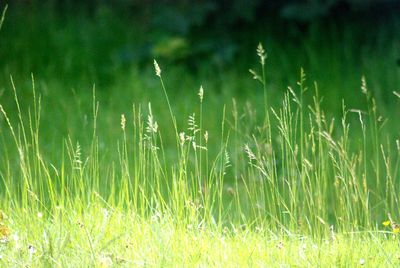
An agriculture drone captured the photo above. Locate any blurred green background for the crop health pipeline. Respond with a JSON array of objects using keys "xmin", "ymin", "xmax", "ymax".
[{"xmin": 0, "ymin": 0, "xmax": 399, "ymax": 158}]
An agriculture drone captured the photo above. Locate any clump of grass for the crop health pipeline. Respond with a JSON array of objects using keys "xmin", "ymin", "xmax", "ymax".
[{"xmin": 0, "ymin": 44, "xmax": 400, "ymax": 265}]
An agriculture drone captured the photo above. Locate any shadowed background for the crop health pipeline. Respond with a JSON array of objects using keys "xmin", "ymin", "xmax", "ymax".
[{"xmin": 0, "ymin": 0, "xmax": 399, "ymax": 163}]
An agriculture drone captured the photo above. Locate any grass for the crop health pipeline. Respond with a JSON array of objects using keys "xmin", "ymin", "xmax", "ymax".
[
  {"xmin": 2, "ymin": 207, "xmax": 400, "ymax": 266},
  {"xmin": 1, "ymin": 47, "xmax": 400, "ymax": 266},
  {"xmin": 1, "ymin": 4, "xmax": 400, "ymax": 267}
]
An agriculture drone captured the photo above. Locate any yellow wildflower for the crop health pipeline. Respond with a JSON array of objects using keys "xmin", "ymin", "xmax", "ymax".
[
  {"xmin": 0, "ymin": 224, "xmax": 10, "ymax": 238},
  {"xmin": 383, "ymin": 220, "xmax": 391, "ymax": 227}
]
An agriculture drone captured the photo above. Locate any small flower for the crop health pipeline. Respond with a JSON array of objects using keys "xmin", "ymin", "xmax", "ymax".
[
  {"xmin": 98, "ymin": 254, "xmax": 113, "ymax": 267},
  {"xmin": 0, "ymin": 224, "xmax": 10, "ymax": 238},
  {"xmin": 11, "ymin": 233, "xmax": 18, "ymax": 242},
  {"xmin": 28, "ymin": 245, "xmax": 36, "ymax": 255},
  {"xmin": 384, "ymin": 213, "xmax": 400, "ymax": 234},
  {"xmin": 359, "ymin": 258, "xmax": 365, "ymax": 265},
  {"xmin": 153, "ymin": 59, "xmax": 161, "ymax": 77},
  {"xmin": 330, "ymin": 225, "xmax": 335, "ymax": 242},
  {"xmin": 37, "ymin": 212, "xmax": 43, "ymax": 219},
  {"xmin": 77, "ymin": 220, "xmax": 84, "ymax": 228},
  {"xmin": 101, "ymin": 208, "xmax": 110, "ymax": 219},
  {"xmin": 11, "ymin": 234, "xmax": 20, "ymax": 248}
]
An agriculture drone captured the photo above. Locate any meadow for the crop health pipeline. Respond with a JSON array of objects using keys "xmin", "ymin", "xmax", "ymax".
[{"xmin": 1, "ymin": 4, "xmax": 400, "ymax": 267}]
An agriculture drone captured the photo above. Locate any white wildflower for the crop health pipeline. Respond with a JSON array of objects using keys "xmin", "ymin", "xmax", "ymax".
[
  {"xmin": 98, "ymin": 254, "xmax": 113, "ymax": 267},
  {"xmin": 28, "ymin": 245, "xmax": 36, "ymax": 255}
]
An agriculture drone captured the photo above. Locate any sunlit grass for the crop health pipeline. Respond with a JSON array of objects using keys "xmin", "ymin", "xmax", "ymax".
[
  {"xmin": 0, "ymin": 43, "xmax": 400, "ymax": 266},
  {"xmin": 1, "ymin": 4, "xmax": 400, "ymax": 264},
  {"xmin": 1, "ymin": 207, "xmax": 400, "ymax": 267}
]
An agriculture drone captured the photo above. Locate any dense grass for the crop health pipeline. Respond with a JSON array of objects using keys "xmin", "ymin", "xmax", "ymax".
[{"xmin": 1, "ymin": 4, "xmax": 400, "ymax": 266}]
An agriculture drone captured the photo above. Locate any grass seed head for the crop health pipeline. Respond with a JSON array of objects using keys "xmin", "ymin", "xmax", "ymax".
[
  {"xmin": 257, "ymin": 43, "xmax": 267, "ymax": 66},
  {"xmin": 153, "ymin": 59, "xmax": 161, "ymax": 77},
  {"xmin": 198, "ymin": 85, "xmax": 204, "ymax": 102},
  {"xmin": 244, "ymin": 144, "xmax": 256, "ymax": 161},
  {"xmin": 120, "ymin": 114, "xmax": 126, "ymax": 130},
  {"xmin": 179, "ymin": 132, "xmax": 185, "ymax": 146},
  {"xmin": 361, "ymin": 75, "xmax": 367, "ymax": 94}
]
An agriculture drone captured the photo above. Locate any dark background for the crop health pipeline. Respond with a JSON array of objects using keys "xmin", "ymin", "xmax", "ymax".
[
  {"xmin": 3, "ymin": 0, "xmax": 400, "ymax": 78},
  {"xmin": 1, "ymin": 0, "xmax": 400, "ymax": 145}
]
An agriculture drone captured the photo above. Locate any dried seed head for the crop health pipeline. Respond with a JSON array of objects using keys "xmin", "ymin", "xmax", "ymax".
[{"xmin": 153, "ymin": 59, "xmax": 161, "ymax": 77}]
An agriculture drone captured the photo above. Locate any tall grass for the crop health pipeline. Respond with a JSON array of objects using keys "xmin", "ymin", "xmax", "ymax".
[{"xmin": 1, "ymin": 44, "xmax": 399, "ymax": 242}]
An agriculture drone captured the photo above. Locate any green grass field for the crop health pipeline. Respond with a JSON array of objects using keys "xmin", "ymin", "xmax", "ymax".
[{"xmin": 1, "ymin": 4, "xmax": 400, "ymax": 267}]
